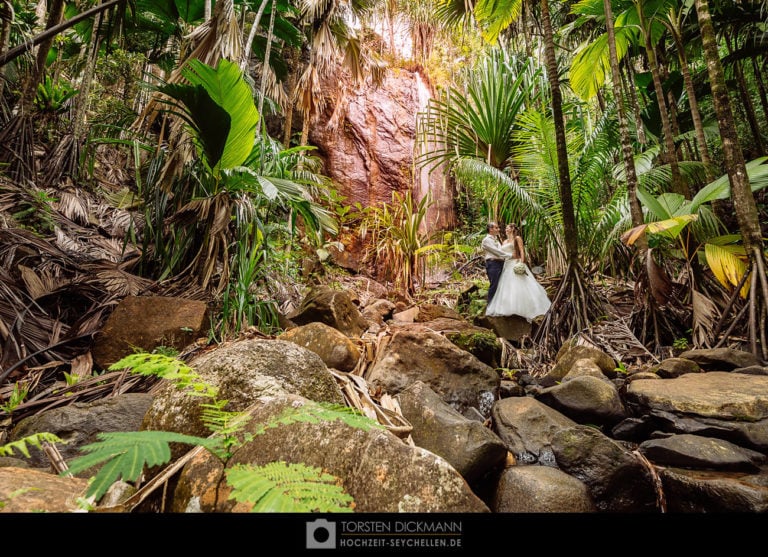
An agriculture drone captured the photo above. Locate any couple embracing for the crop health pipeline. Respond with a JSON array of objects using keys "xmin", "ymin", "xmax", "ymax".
[{"xmin": 481, "ymin": 222, "xmax": 551, "ymax": 321}]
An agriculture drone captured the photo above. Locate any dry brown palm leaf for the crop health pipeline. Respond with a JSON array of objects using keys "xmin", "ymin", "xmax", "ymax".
[
  {"xmin": 579, "ymin": 317, "xmax": 660, "ymax": 366},
  {"xmin": 18, "ymin": 264, "xmax": 66, "ymax": 300},
  {"xmin": 329, "ymin": 369, "xmax": 412, "ymax": 440},
  {"xmin": 80, "ymin": 263, "xmax": 153, "ymax": 298},
  {"xmin": 52, "ymin": 187, "xmax": 91, "ymax": 225},
  {"xmin": 691, "ymin": 288, "xmax": 718, "ymax": 348}
]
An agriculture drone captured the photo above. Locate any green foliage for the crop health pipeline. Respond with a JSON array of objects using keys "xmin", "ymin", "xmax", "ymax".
[
  {"xmin": 0, "ymin": 433, "xmax": 66, "ymax": 458},
  {"xmin": 12, "ymin": 189, "xmax": 59, "ymax": 234},
  {"xmin": 673, "ymin": 337, "xmax": 689, "ymax": 350},
  {"xmin": 360, "ymin": 190, "xmax": 435, "ymax": 295},
  {"xmin": 158, "ymin": 58, "xmax": 259, "ymax": 177},
  {"xmin": 67, "ymin": 352, "xmax": 377, "ymax": 510},
  {"xmin": 66, "ymin": 431, "xmax": 223, "ymax": 501},
  {"xmin": 0, "ymin": 381, "xmax": 30, "ymax": 413},
  {"xmin": 251, "ymin": 402, "xmax": 384, "ymax": 436},
  {"xmin": 108, "ymin": 352, "xmax": 218, "ymax": 399},
  {"xmin": 227, "ymin": 462, "xmax": 355, "ymax": 512},
  {"xmin": 34, "ymin": 76, "xmax": 77, "ymax": 113}
]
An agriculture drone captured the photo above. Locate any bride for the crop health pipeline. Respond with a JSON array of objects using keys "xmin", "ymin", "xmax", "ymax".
[{"xmin": 485, "ymin": 223, "xmax": 551, "ymax": 320}]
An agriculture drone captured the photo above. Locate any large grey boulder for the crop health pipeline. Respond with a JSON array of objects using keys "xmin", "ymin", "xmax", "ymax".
[
  {"xmin": 397, "ymin": 381, "xmax": 507, "ymax": 486},
  {"xmin": 171, "ymin": 393, "xmax": 490, "ymax": 513},
  {"xmin": 491, "ymin": 465, "xmax": 596, "ymax": 513},
  {"xmin": 365, "ymin": 328, "xmax": 499, "ymax": 419},
  {"xmin": 491, "ymin": 397, "xmax": 577, "ymax": 466}
]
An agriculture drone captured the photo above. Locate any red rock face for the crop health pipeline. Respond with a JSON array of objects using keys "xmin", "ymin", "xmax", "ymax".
[{"xmin": 309, "ymin": 67, "xmax": 457, "ymax": 237}]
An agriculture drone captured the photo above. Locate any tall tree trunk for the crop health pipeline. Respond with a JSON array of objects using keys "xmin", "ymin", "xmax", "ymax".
[
  {"xmin": 604, "ymin": 0, "xmax": 646, "ymax": 248},
  {"xmin": 19, "ymin": 0, "xmax": 66, "ymax": 115},
  {"xmin": 72, "ymin": 2, "xmax": 103, "ymax": 146},
  {"xmin": 623, "ymin": 60, "xmax": 647, "ymax": 146},
  {"xmin": 256, "ymin": 0, "xmax": 276, "ymax": 128},
  {"xmin": 241, "ymin": 0, "xmax": 270, "ymax": 71},
  {"xmin": 666, "ymin": 20, "xmax": 714, "ymax": 180},
  {"xmin": 0, "ymin": 0, "xmax": 12, "ymax": 100},
  {"xmin": 282, "ymin": 46, "xmax": 300, "ymax": 147},
  {"xmin": 533, "ymin": 0, "xmax": 606, "ymax": 358},
  {"xmin": 695, "ymin": 0, "xmax": 768, "ymax": 362},
  {"xmin": 540, "ymin": 0, "xmax": 577, "ymax": 265},
  {"xmin": 733, "ymin": 59, "xmax": 765, "ymax": 156},
  {"xmin": 751, "ymin": 57, "xmax": 768, "ymax": 130},
  {"xmin": 636, "ymin": 2, "xmax": 687, "ymax": 197}
]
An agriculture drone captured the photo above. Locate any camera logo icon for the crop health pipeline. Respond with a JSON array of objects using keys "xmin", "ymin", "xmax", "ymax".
[{"xmin": 306, "ymin": 519, "xmax": 336, "ymax": 549}]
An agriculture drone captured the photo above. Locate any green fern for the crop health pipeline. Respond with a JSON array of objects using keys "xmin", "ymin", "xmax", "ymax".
[
  {"xmin": 109, "ymin": 352, "xmax": 218, "ymax": 398},
  {"xmin": 227, "ymin": 462, "xmax": 355, "ymax": 512},
  {"xmin": 252, "ymin": 402, "xmax": 384, "ymax": 436},
  {"xmin": 199, "ymin": 400, "xmax": 252, "ymax": 458},
  {"xmin": 69, "ymin": 355, "xmax": 379, "ymax": 509},
  {"xmin": 66, "ymin": 431, "xmax": 223, "ymax": 501},
  {"xmin": 0, "ymin": 432, "xmax": 66, "ymax": 458}
]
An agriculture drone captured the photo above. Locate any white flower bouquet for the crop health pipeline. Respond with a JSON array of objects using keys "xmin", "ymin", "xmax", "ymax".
[{"xmin": 513, "ymin": 261, "xmax": 527, "ymax": 275}]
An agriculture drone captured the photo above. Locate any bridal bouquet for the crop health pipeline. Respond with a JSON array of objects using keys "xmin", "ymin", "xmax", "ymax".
[{"xmin": 513, "ymin": 261, "xmax": 527, "ymax": 275}]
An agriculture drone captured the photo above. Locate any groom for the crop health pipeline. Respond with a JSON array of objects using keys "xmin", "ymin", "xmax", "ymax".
[{"xmin": 481, "ymin": 222, "xmax": 510, "ymax": 303}]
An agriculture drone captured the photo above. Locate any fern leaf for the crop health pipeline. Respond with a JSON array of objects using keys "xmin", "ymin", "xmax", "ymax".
[
  {"xmin": 0, "ymin": 433, "xmax": 66, "ymax": 458},
  {"xmin": 108, "ymin": 352, "xmax": 218, "ymax": 398},
  {"xmin": 227, "ymin": 462, "xmax": 354, "ymax": 513},
  {"xmin": 253, "ymin": 402, "xmax": 382, "ymax": 436},
  {"xmin": 66, "ymin": 431, "xmax": 222, "ymax": 501}
]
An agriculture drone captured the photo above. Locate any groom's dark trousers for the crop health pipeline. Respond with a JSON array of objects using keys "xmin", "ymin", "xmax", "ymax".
[{"xmin": 486, "ymin": 259, "xmax": 504, "ymax": 303}]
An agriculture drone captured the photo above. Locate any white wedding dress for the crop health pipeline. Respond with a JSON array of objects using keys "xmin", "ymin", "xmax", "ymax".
[{"xmin": 485, "ymin": 243, "xmax": 551, "ymax": 320}]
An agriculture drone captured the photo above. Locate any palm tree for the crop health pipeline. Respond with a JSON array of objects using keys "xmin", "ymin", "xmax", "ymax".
[
  {"xmin": 694, "ymin": 0, "xmax": 768, "ymax": 362},
  {"xmin": 0, "ymin": 0, "xmax": 67, "ymax": 182},
  {"xmin": 603, "ymin": 0, "xmax": 646, "ymax": 247},
  {"xmin": 659, "ymin": 0, "xmax": 714, "ymax": 181},
  {"xmin": 532, "ymin": 0, "xmax": 607, "ymax": 355},
  {"xmin": 569, "ymin": 0, "xmax": 689, "ymax": 197}
]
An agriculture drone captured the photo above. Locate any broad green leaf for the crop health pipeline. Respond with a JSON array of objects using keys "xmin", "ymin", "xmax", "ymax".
[
  {"xmin": 182, "ymin": 59, "xmax": 260, "ymax": 172},
  {"xmin": 158, "ymin": 82, "xmax": 230, "ymax": 169},
  {"xmin": 636, "ymin": 186, "xmax": 673, "ymax": 220},
  {"xmin": 689, "ymin": 157, "xmax": 768, "ymax": 213},
  {"xmin": 569, "ymin": 27, "xmax": 634, "ymax": 101},
  {"xmin": 475, "ymin": 0, "xmax": 523, "ymax": 44}
]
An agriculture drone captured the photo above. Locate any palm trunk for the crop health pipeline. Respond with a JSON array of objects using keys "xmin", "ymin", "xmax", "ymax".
[
  {"xmin": 282, "ymin": 46, "xmax": 299, "ymax": 147},
  {"xmin": 636, "ymin": 2, "xmax": 687, "ymax": 197},
  {"xmin": 241, "ymin": 0, "xmax": 270, "ymax": 71},
  {"xmin": 256, "ymin": 0, "xmax": 277, "ymax": 128},
  {"xmin": 0, "ymin": 0, "xmax": 12, "ymax": 100},
  {"xmin": 604, "ymin": 0, "xmax": 645, "ymax": 249},
  {"xmin": 19, "ymin": 0, "xmax": 66, "ymax": 114},
  {"xmin": 534, "ymin": 0, "xmax": 606, "ymax": 352},
  {"xmin": 751, "ymin": 58, "xmax": 768, "ymax": 131},
  {"xmin": 623, "ymin": 60, "xmax": 647, "ymax": 146},
  {"xmin": 540, "ymin": 0, "xmax": 577, "ymax": 265},
  {"xmin": 695, "ymin": 0, "xmax": 768, "ymax": 361},
  {"xmin": 666, "ymin": 22, "xmax": 713, "ymax": 180}
]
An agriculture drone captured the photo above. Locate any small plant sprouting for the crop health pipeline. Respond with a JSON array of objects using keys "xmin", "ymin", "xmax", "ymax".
[
  {"xmin": 673, "ymin": 337, "xmax": 689, "ymax": 350},
  {"xmin": 0, "ymin": 381, "xmax": 30, "ymax": 413}
]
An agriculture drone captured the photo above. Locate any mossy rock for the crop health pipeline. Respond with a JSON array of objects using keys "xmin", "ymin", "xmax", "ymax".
[{"xmin": 445, "ymin": 330, "xmax": 501, "ymax": 368}]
